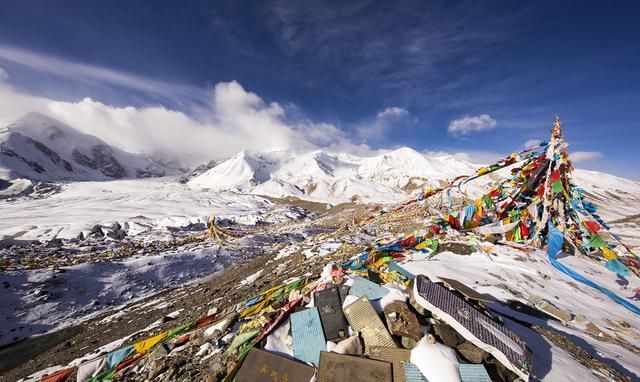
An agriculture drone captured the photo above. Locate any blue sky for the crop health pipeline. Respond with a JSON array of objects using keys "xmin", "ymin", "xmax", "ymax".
[{"xmin": 0, "ymin": 0, "xmax": 639, "ymax": 178}]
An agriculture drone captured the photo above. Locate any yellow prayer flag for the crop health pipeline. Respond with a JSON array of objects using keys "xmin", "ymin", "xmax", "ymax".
[
  {"xmin": 602, "ymin": 246, "xmax": 618, "ymax": 261},
  {"xmin": 133, "ymin": 332, "xmax": 168, "ymax": 354}
]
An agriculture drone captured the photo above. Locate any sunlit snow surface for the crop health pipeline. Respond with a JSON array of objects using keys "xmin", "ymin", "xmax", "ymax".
[
  {"xmin": 0, "ymin": 248, "xmax": 231, "ymax": 347},
  {"xmin": 0, "ymin": 177, "xmax": 273, "ymax": 241},
  {"xmin": 402, "ymin": 246, "xmax": 640, "ymax": 381},
  {"xmin": 0, "ymin": 177, "xmax": 298, "ymax": 347}
]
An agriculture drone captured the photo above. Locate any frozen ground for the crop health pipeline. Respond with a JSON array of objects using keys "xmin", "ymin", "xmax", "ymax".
[
  {"xmin": 0, "ymin": 247, "xmax": 234, "ymax": 347},
  {"xmin": 0, "ymin": 178, "xmax": 274, "ymax": 241},
  {"xmin": 2, "ymin": 147, "xmax": 640, "ymax": 381},
  {"xmin": 0, "ymin": 177, "xmax": 312, "ymax": 348}
]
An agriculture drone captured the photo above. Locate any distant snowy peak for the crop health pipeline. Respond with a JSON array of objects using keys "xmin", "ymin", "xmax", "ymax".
[
  {"xmin": 0, "ymin": 112, "xmax": 185, "ymax": 181},
  {"xmin": 187, "ymin": 147, "xmax": 480, "ymax": 203},
  {"xmin": 186, "ymin": 150, "xmax": 280, "ymax": 191},
  {"xmin": 188, "ymin": 146, "xmax": 640, "ymax": 206}
]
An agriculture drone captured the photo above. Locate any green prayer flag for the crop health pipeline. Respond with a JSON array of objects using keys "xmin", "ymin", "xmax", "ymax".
[
  {"xmin": 589, "ymin": 235, "xmax": 605, "ymax": 249},
  {"xmin": 167, "ymin": 322, "xmax": 194, "ymax": 338},
  {"xmin": 88, "ymin": 368, "xmax": 115, "ymax": 382},
  {"xmin": 551, "ymin": 180, "xmax": 563, "ymax": 193}
]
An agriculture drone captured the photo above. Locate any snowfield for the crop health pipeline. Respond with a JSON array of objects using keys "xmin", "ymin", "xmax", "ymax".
[
  {"xmin": 0, "ymin": 247, "xmax": 234, "ymax": 347},
  {"xmin": 402, "ymin": 246, "xmax": 640, "ymax": 380},
  {"xmin": 0, "ymin": 177, "xmax": 274, "ymax": 241}
]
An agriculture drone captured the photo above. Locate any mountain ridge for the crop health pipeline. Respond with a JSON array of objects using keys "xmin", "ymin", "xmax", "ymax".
[{"xmin": 0, "ymin": 112, "xmax": 185, "ymax": 182}]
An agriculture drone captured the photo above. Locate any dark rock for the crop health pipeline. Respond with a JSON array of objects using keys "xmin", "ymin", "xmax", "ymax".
[
  {"xmin": 92, "ymin": 145, "xmax": 128, "ymax": 178},
  {"xmin": 383, "ymin": 300, "xmax": 423, "ymax": 341},
  {"xmin": 91, "ymin": 225, "xmax": 104, "ymax": 237},
  {"xmin": 457, "ymin": 341, "xmax": 486, "ymax": 363},
  {"xmin": 439, "ymin": 241, "xmax": 475, "ymax": 255},
  {"xmin": 72, "ymin": 149, "xmax": 98, "ymax": 169},
  {"xmin": 433, "ymin": 323, "xmax": 465, "ymax": 348},
  {"xmin": 46, "ymin": 238, "xmax": 63, "ymax": 248}
]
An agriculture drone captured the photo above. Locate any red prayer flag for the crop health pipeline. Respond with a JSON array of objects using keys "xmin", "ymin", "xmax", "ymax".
[
  {"xmin": 115, "ymin": 354, "xmax": 144, "ymax": 372},
  {"xmin": 41, "ymin": 367, "xmax": 76, "ymax": 382},
  {"xmin": 550, "ymin": 170, "xmax": 560, "ymax": 182},
  {"xmin": 398, "ymin": 235, "xmax": 417, "ymax": 249},
  {"xmin": 583, "ymin": 221, "xmax": 601, "ymax": 234}
]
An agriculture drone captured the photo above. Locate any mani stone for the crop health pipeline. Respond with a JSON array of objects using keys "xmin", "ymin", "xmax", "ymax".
[{"xmin": 383, "ymin": 300, "xmax": 423, "ymax": 342}]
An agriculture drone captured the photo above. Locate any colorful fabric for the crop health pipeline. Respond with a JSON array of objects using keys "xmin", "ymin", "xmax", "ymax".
[
  {"xmin": 133, "ymin": 332, "xmax": 168, "ymax": 354},
  {"xmin": 227, "ymin": 329, "xmax": 260, "ymax": 354},
  {"xmin": 601, "ymin": 246, "xmax": 618, "ymax": 261},
  {"xmin": 588, "ymin": 235, "xmax": 605, "ymax": 249},
  {"xmin": 77, "ymin": 357, "xmax": 106, "ymax": 382},
  {"xmin": 547, "ymin": 222, "xmax": 640, "ymax": 315},
  {"xmin": 41, "ymin": 368, "xmax": 76, "ymax": 382},
  {"xmin": 87, "ymin": 368, "xmax": 114, "ymax": 382},
  {"xmin": 115, "ymin": 354, "xmax": 144, "ymax": 372},
  {"xmin": 105, "ymin": 346, "xmax": 134, "ymax": 368},
  {"xmin": 605, "ymin": 259, "xmax": 630, "ymax": 277},
  {"xmin": 415, "ymin": 239, "xmax": 438, "ymax": 254},
  {"xmin": 583, "ymin": 221, "xmax": 601, "ymax": 234},
  {"xmin": 167, "ymin": 322, "xmax": 194, "ymax": 338}
]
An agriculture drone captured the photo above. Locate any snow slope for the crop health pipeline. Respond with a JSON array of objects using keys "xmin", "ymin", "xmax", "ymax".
[
  {"xmin": 401, "ymin": 245, "xmax": 640, "ymax": 380},
  {"xmin": 0, "ymin": 246, "xmax": 238, "ymax": 347},
  {"xmin": 187, "ymin": 148, "xmax": 640, "ymax": 217},
  {"xmin": 0, "ymin": 177, "xmax": 275, "ymax": 241},
  {"xmin": 188, "ymin": 148, "xmax": 479, "ymax": 203},
  {"xmin": 0, "ymin": 112, "xmax": 183, "ymax": 182}
]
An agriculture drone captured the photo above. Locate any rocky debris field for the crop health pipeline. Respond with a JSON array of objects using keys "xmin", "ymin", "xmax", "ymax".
[{"xmin": 1, "ymin": 199, "xmax": 638, "ymax": 382}]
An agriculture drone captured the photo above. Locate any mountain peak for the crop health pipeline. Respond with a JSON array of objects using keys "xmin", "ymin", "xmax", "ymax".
[{"xmin": 1, "ymin": 113, "xmax": 183, "ymax": 181}]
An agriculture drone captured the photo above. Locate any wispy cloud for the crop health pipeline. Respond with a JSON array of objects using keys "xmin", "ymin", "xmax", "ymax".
[
  {"xmin": 357, "ymin": 106, "xmax": 410, "ymax": 141},
  {"xmin": 448, "ymin": 114, "xmax": 497, "ymax": 136},
  {"xmin": 0, "ymin": 66, "xmax": 8, "ymax": 81},
  {"xmin": 523, "ymin": 139, "xmax": 542, "ymax": 149},
  {"xmin": 266, "ymin": 0, "xmax": 517, "ymax": 101},
  {"xmin": 0, "ymin": 45, "xmax": 205, "ymax": 105},
  {"xmin": 571, "ymin": 151, "xmax": 603, "ymax": 163}
]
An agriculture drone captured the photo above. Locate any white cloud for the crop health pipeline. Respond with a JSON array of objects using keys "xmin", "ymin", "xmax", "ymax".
[
  {"xmin": 357, "ymin": 106, "xmax": 409, "ymax": 141},
  {"xmin": 571, "ymin": 151, "xmax": 603, "ymax": 163},
  {"xmin": 448, "ymin": 114, "xmax": 497, "ymax": 136},
  {"xmin": 0, "ymin": 80, "xmax": 368, "ymax": 166},
  {"xmin": 523, "ymin": 139, "xmax": 541, "ymax": 149},
  {"xmin": 376, "ymin": 107, "xmax": 409, "ymax": 119},
  {"xmin": 0, "ymin": 67, "xmax": 8, "ymax": 81},
  {"xmin": 423, "ymin": 149, "xmax": 503, "ymax": 166}
]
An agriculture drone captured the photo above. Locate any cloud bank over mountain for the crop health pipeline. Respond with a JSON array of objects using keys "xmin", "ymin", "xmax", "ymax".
[{"xmin": 0, "ymin": 80, "xmax": 373, "ymax": 166}]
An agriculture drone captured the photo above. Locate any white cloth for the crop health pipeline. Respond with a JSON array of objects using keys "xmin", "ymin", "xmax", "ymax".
[{"xmin": 76, "ymin": 357, "xmax": 106, "ymax": 382}]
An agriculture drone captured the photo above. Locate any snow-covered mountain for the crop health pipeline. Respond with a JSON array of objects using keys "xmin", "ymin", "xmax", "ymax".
[
  {"xmin": 0, "ymin": 112, "xmax": 185, "ymax": 181},
  {"xmin": 187, "ymin": 148, "xmax": 485, "ymax": 203},
  {"xmin": 186, "ymin": 147, "xmax": 640, "ymax": 212}
]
